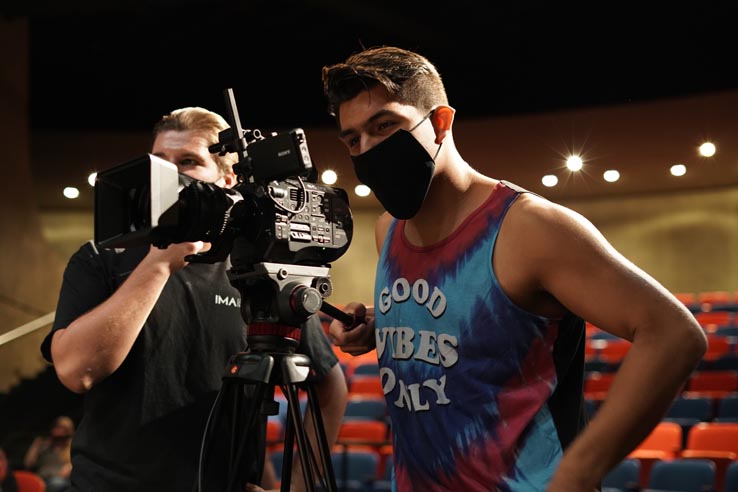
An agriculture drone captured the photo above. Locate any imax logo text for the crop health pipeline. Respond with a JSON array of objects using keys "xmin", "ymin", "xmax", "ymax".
[{"xmin": 215, "ymin": 295, "xmax": 241, "ymax": 307}]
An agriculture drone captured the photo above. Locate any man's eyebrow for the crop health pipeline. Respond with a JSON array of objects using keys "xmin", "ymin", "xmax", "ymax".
[
  {"xmin": 338, "ymin": 109, "xmax": 398, "ymax": 139},
  {"xmin": 151, "ymin": 151, "xmax": 200, "ymax": 160}
]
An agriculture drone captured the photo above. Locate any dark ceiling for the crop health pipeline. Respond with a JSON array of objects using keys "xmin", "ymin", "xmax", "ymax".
[
  {"xmin": 8, "ymin": 1, "xmax": 738, "ymax": 133},
  {"xmin": 4, "ymin": 1, "xmax": 738, "ymax": 213}
]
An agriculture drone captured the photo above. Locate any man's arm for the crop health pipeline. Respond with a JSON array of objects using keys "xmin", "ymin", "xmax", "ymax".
[
  {"xmin": 22, "ymin": 436, "xmax": 45, "ymax": 470},
  {"xmin": 495, "ymin": 194, "xmax": 707, "ymax": 492},
  {"xmin": 311, "ymin": 363, "xmax": 348, "ymax": 451},
  {"xmin": 51, "ymin": 242, "xmax": 204, "ymax": 393}
]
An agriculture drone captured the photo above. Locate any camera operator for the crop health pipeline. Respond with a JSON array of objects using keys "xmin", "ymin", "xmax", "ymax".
[{"xmin": 41, "ymin": 106, "xmax": 347, "ymax": 492}]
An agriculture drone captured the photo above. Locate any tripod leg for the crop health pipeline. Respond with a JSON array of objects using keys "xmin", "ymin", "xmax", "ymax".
[
  {"xmin": 280, "ymin": 382, "xmax": 338, "ymax": 492},
  {"xmin": 226, "ymin": 381, "xmax": 270, "ymax": 492},
  {"xmin": 282, "ymin": 382, "xmax": 315, "ymax": 492},
  {"xmin": 198, "ymin": 380, "xmax": 265, "ymax": 492},
  {"xmin": 198, "ymin": 385, "xmax": 227, "ymax": 492},
  {"xmin": 280, "ymin": 394, "xmax": 296, "ymax": 492}
]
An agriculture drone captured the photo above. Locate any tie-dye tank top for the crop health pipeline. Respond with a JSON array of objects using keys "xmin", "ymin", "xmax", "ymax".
[{"xmin": 374, "ymin": 181, "xmax": 586, "ymax": 492}]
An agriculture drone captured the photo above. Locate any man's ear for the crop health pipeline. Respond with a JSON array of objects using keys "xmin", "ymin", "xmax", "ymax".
[
  {"xmin": 222, "ymin": 171, "xmax": 237, "ymax": 189},
  {"xmin": 432, "ymin": 106, "xmax": 455, "ymax": 144}
]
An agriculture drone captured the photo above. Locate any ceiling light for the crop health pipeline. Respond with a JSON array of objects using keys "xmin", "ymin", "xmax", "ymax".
[
  {"xmin": 541, "ymin": 175, "xmax": 558, "ymax": 187},
  {"xmin": 88, "ymin": 172, "xmax": 97, "ymax": 187},
  {"xmin": 355, "ymin": 184, "xmax": 371, "ymax": 197},
  {"xmin": 63, "ymin": 187, "xmax": 80, "ymax": 199},
  {"xmin": 603, "ymin": 170, "xmax": 620, "ymax": 183},
  {"xmin": 321, "ymin": 170, "xmax": 337, "ymax": 185},
  {"xmin": 670, "ymin": 164, "xmax": 687, "ymax": 177},
  {"xmin": 698, "ymin": 142, "xmax": 716, "ymax": 157},
  {"xmin": 566, "ymin": 155, "xmax": 583, "ymax": 171}
]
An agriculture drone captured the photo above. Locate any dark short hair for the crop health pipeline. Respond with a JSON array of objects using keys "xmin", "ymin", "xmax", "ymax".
[{"xmin": 322, "ymin": 46, "xmax": 448, "ymax": 119}]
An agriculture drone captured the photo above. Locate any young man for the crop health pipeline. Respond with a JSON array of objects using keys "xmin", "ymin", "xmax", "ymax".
[
  {"xmin": 43, "ymin": 107, "xmax": 347, "ymax": 492},
  {"xmin": 323, "ymin": 46, "xmax": 707, "ymax": 492},
  {"xmin": 22, "ymin": 415, "xmax": 74, "ymax": 492}
]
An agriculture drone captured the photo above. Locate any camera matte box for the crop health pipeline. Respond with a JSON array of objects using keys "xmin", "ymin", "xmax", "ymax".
[{"xmin": 94, "ymin": 154, "xmax": 180, "ymax": 249}]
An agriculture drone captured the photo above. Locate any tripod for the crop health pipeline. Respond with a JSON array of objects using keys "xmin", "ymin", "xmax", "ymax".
[{"xmin": 197, "ymin": 262, "xmax": 351, "ymax": 492}]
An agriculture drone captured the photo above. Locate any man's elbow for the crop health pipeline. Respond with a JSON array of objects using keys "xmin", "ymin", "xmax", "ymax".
[
  {"xmin": 50, "ymin": 329, "xmax": 98, "ymax": 393},
  {"xmin": 680, "ymin": 319, "xmax": 709, "ymax": 366},
  {"xmin": 52, "ymin": 346, "xmax": 97, "ymax": 393},
  {"xmin": 55, "ymin": 363, "xmax": 95, "ymax": 394}
]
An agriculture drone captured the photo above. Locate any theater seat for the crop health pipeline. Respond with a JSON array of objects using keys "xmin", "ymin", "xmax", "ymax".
[
  {"xmin": 647, "ymin": 459, "xmax": 715, "ymax": 492},
  {"xmin": 12, "ymin": 470, "xmax": 46, "ymax": 492},
  {"xmin": 681, "ymin": 422, "xmax": 738, "ymax": 492},
  {"xmin": 602, "ymin": 458, "xmax": 639, "ymax": 492}
]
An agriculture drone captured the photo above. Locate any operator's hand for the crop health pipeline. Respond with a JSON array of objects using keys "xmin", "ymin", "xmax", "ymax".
[
  {"xmin": 140, "ymin": 241, "xmax": 207, "ymax": 275},
  {"xmin": 329, "ymin": 302, "xmax": 375, "ymax": 356}
]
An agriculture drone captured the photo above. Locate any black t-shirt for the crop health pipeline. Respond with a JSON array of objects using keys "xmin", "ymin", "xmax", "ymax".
[{"xmin": 42, "ymin": 241, "xmax": 338, "ymax": 492}]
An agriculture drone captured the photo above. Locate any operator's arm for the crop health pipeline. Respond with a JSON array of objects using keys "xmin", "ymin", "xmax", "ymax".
[
  {"xmin": 311, "ymin": 363, "xmax": 348, "ymax": 450},
  {"xmin": 50, "ymin": 242, "xmax": 205, "ymax": 393},
  {"xmin": 495, "ymin": 194, "xmax": 707, "ymax": 492}
]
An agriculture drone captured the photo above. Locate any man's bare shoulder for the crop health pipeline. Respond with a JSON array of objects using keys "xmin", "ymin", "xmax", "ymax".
[
  {"xmin": 508, "ymin": 192, "xmax": 595, "ymax": 236},
  {"xmin": 499, "ymin": 191, "xmax": 609, "ymax": 271}
]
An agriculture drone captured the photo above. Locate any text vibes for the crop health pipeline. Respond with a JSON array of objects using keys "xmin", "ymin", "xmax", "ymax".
[{"xmin": 376, "ymin": 277, "xmax": 457, "ymax": 412}]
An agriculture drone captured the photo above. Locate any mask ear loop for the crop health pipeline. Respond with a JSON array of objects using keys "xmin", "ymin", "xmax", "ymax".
[
  {"xmin": 432, "ymin": 141, "xmax": 443, "ymax": 161},
  {"xmin": 409, "ymin": 109, "xmax": 436, "ymax": 132},
  {"xmin": 410, "ymin": 108, "xmax": 443, "ymax": 160}
]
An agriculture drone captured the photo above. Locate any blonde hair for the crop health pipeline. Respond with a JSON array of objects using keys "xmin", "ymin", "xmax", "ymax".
[{"xmin": 153, "ymin": 107, "xmax": 238, "ymax": 175}]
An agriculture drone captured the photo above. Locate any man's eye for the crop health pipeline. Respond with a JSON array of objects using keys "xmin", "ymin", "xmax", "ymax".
[
  {"xmin": 377, "ymin": 121, "xmax": 394, "ymax": 131},
  {"xmin": 179, "ymin": 158, "xmax": 197, "ymax": 166}
]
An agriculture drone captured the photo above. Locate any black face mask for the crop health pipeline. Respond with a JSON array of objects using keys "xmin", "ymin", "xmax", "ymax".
[{"xmin": 351, "ymin": 111, "xmax": 441, "ymax": 219}]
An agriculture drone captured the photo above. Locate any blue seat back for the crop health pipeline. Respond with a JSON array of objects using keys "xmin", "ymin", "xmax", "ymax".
[
  {"xmin": 602, "ymin": 458, "xmax": 639, "ymax": 492},
  {"xmin": 648, "ymin": 459, "xmax": 715, "ymax": 492}
]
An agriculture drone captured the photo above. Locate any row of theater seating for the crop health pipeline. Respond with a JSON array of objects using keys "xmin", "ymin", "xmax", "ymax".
[
  {"xmin": 269, "ymin": 447, "xmax": 394, "ymax": 492},
  {"xmin": 604, "ymin": 458, "xmax": 738, "ymax": 492},
  {"xmin": 585, "ymin": 370, "xmax": 738, "ymax": 401},
  {"xmin": 270, "ymin": 453, "xmax": 738, "ymax": 492},
  {"xmin": 268, "ymin": 383, "xmax": 738, "ymax": 489},
  {"xmin": 332, "ymin": 355, "xmax": 738, "ymax": 402},
  {"xmin": 610, "ymin": 421, "xmax": 738, "ymax": 492},
  {"xmin": 675, "ymin": 290, "xmax": 738, "ymax": 313},
  {"xmin": 267, "ymin": 418, "xmax": 738, "ymax": 492}
]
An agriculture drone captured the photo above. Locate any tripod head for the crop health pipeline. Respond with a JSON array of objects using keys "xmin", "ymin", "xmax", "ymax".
[{"xmin": 226, "ymin": 261, "xmax": 350, "ymax": 353}]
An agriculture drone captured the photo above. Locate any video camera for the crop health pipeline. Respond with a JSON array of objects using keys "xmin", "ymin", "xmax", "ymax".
[{"xmin": 93, "ymin": 89, "xmax": 353, "ymax": 272}]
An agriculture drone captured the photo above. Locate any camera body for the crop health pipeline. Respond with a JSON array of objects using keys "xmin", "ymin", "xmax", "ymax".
[{"xmin": 94, "ymin": 92, "xmax": 353, "ymax": 269}]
